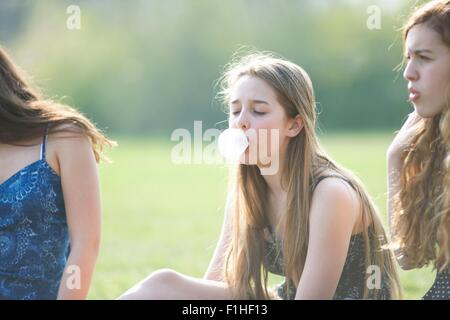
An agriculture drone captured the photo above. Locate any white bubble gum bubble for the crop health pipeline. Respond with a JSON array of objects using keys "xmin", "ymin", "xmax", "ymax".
[{"xmin": 218, "ymin": 128, "xmax": 249, "ymax": 161}]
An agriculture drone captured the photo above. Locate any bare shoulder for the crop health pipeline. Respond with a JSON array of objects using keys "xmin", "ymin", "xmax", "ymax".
[
  {"xmin": 313, "ymin": 176, "xmax": 358, "ymax": 203},
  {"xmin": 45, "ymin": 124, "xmax": 94, "ymax": 175},
  {"xmin": 310, "ymin": 176, "xmax": 361, "ymax": 229}
]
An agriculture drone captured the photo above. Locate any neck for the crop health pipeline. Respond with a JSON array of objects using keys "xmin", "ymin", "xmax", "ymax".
[
  {"xmin": 260, "ymin": 168, "xmax": 284, "ymax": 197},
  {"xmin": 258, "ymin": 163, "xmax": 287, "ymax": 234},
  {"xmin": 258, "ymin": 144, "xmax": 287, "ymax": 198},
  {"xmin": 258, "ymin": 153, "xmax": 288, "ymax": 208}
]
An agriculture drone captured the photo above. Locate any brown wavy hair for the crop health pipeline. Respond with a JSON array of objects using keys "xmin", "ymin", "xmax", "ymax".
[
  {"xmin": 0, "ymin": 46, "xmax": 116, "ymax": 162},
  {"xmin": 217, "ymin": 51, "xmax": 402, "ymax": 299},
  {"xmin": 393, "ymin": 0, "xmax": 450, "ymax": 272}
]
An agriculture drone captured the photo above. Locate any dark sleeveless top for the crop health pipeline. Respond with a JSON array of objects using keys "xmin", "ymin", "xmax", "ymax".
[
  {"xmin": 0, "ymin": 132, "xmax": 70, "ymax": 299},
  {"xmin": 262, "ymin": 175, "xmax": 391, "ymax": 300}
]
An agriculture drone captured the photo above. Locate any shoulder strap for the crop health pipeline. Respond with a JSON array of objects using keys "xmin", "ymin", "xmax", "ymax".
[{"xmin": 40, "ymin": 126, "xmax": 49, "ymax": 160}]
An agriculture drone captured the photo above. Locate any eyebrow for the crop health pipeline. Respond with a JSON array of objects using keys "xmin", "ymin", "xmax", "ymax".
[
  {"xmin": 406, "ymin": 49, "xmax": 433, "ymax": 55},
  {"xmin": 230, "ymin": 99, "xmax": 269, "ymax": 105}
]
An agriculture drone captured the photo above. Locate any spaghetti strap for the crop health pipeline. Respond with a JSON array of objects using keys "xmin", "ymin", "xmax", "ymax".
[{"xmin": 40, "ymin": 127, "xmax": 49, "ymax": 160}]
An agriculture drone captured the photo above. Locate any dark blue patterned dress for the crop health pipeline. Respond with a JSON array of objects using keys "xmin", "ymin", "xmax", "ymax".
[{"xmin": 0, "ymin": 133, "xmax": 70, "ymax": 299}]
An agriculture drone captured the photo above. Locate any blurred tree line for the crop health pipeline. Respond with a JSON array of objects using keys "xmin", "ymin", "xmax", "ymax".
[{"xmin": 0, "ymin": 0, "xmax": 422, "ymax": 135}]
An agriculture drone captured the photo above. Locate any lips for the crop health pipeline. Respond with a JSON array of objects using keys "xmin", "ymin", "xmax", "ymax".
[{"xmin": 408, "ymin": 87, "xmax": 421, "ymax": 102}]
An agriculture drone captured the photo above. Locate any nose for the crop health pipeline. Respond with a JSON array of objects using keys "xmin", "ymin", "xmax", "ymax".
[
  {"xmin": 403, "ymin": 60, "xmax": 419, "ymax": 82},
  {"xmin": 235, "ymin": 110, "xmax": 250, "ymax": 131}
]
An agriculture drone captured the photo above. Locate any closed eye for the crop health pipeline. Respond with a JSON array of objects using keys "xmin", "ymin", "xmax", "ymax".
[{"xmin": 253, "ymin": 111, "xmax": 266, "ymax": 115}]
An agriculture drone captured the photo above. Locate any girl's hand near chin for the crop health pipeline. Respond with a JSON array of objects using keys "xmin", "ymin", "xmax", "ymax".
[{"xmin": 387, "ymin": 111, "xmax": 423, "ymax": 166}]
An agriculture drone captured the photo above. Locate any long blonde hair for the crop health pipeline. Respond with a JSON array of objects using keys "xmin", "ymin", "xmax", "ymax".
[
  {"xmin": 393, "ymin": 0, "xmax": 450, "ymax": 272},
  {"xmin": 217, "ymin": 51, "xmax": 402, "ymax": 299}
]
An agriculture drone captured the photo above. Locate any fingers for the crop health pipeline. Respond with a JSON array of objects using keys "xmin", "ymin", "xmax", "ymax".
[{"xmin": 401, "ymin": 110, "xmax": 423, "ymax": 131}]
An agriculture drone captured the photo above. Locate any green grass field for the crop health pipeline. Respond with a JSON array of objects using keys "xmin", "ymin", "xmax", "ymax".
[{"xmin": 89, "ymin": 132, "xmax": 435, "ymax": 299}]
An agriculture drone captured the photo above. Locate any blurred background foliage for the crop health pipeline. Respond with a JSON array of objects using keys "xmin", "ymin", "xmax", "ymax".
[{"xmin": 0, "ymin": 0, "xmax": 424, "ymax": 136}]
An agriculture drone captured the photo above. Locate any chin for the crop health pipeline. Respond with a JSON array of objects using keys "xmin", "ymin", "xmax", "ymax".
[{"xmin": 414, "ymin": 104, "xmax": 442, "ymax": 119}]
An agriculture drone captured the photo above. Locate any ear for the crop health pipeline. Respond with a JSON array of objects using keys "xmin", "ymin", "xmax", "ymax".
[{"xmin": 286, "ymin": 115, "xmax": 304, "ymax": 138}]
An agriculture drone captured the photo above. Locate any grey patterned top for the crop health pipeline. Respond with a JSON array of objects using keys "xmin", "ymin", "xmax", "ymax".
[{"xmin": 262, "ymin": 175, "xmax": 391, "ymax": 300}]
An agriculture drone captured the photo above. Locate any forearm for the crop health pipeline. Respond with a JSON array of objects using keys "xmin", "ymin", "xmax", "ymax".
[
  {"xmin": 204, "ymin": 249, "xmax": 225, "ymax": 281},
  {"xmin": 387, "ymin": 154, "xmax": 402, "ymax": 232},
  {"xmin": 387, "ymin": 154, "xmax": 415, "ymax": 269},
  {"xmin": 57, "ymin": 242, "xmax": 99, "ymax": 300},
  {"xmin": 204, "ymin": 264, "xmax": 224, "ymax": 281}
]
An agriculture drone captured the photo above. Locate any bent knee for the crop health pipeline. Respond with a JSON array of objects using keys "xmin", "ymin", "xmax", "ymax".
[
  {"xmin": 144, "ymin": 268, "xmax": 181, "ymax": 287},
  {"xmin": 119, "ymin": 268, "xmax": 181, "ymax": 299}
]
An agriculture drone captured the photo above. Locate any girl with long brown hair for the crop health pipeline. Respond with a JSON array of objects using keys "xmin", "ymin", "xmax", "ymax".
[
  {"xmin": 388, "ymin": 0, "xmax": 450, "ymax": 300},
  {"xmin": 0, "ymin": 46, "xmax": 115, "ymax": 299},
  {"xmin": 121, "ymin": 51, "xmax": 401, "ymax": 300}
]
